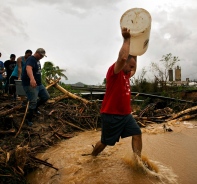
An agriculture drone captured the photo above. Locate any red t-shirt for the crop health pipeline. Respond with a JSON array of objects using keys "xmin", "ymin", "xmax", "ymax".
[{"xmin": 100, "ymin": 63, "xmax": 132, "ymax": 115}]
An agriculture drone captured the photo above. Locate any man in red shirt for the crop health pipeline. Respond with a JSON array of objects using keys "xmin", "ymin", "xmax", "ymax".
[{"xmin": 92, "ymin": 27, "xmax": 142, "ymax": 157}]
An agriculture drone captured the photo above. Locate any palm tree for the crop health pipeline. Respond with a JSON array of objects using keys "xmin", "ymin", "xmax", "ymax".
[{"xmin": 42, "ymin": 61, "xmax": 67, "ymax": 84}]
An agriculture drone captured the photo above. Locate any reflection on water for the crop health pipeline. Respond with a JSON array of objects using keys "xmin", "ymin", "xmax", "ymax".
[{"xmin": 27, "ymin": 121, "xmax": 197, "ymax": 184}]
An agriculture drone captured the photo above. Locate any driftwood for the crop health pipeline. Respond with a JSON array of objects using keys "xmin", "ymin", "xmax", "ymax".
[
  {"xmin": 45, "ymin": 78, "xmax": 61, "ymax": 90},
  {"xmin": 30, "ymin": 156, "xmax": 58, "ymax": 171},
  {"xmin": 49, "ymin": 124, "xmax": 74, "ymax": 139},
  {"xmin": 167, "ymin": 105, "xmax": 197, "ymax": 121},
  {"xmin": 167, "ymin": 113, "xmax": 197, "ymax": 126},
  {"xmin": 15, "ymin": 101, "xmax": 29, "ymax": 138},
  {"xmin": 0, "ymin": 128, "xmax": 16, "ymax": 135},
  {"xmin": 51, "ymin": 94, "xmax": 69, "ymax": 103},
  {"xmin": 0, "ymin": 104, "xmax": 22, "ymax": 117},
  {"xmin": 137, "ymin": 121, "xmax": 146, "ymax": 127},
  {"xmin": 134, "ymin": 101, "xmax": 197, "ymax": 127},
  {"xmin": 138, "ymin": 103, "xmax": 156, "ymax": 117},
  {"xmin": 46, "ymin": 78, "xmax": 90, "ymax": 104},
  {"xmin": 154, "ymin": 107, "xmax": 173, "ymax": 114},
  {"xmin": 58, "ymin": 118, "xmax": 86, "ymax": 131},
  {"xmin": 135, "ymin": 115, "xmax": 170, "ymax": 121}
]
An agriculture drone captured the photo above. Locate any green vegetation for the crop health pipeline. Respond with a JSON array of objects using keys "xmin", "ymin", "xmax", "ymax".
[
  {"xmin": 41, "ymin": 53, "xmax": 196, "ymax": 100},
  {"xmin": 41, "ymin": 61, "xmax": 67, "ymax": 85},
  {"xmin": 150, "ymin": 53, "xmax": 180, "ymax": 90},
  {"xmin": 41, "ymin": 61, "xmax": 82, "ymax": 97}
]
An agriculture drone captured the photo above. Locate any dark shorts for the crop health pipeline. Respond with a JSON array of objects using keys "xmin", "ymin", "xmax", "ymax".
[{"xmin": 101, "ymin": 113, "xmax": 141, "ymax": 146}]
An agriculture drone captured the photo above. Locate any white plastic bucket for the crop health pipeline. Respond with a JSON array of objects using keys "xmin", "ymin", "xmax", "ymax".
[{"xmin": 120, "ymin": 8, "xmax": 151, "ymax": 56}]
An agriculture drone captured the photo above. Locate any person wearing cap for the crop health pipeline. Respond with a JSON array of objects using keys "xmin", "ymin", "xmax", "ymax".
[
  {"xmin": 0, "ymin": 52, "xmax": 5, "ymax": 93},
  {"xmin": 90, "ymin": 28, "xmax": 142, "ymax": 158},
  {"xmin": 22, "ymin": 48, "xmax": 50, "ymax": 126},
  {"xmin": 4, "ymin": 54, "xmax": 16, "ymax": 94}
]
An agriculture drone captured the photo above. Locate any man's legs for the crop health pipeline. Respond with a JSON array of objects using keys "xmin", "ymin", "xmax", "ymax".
[
  {"xmin": 91, "ymin": 141, "xmax": 106, "ymax": 156},
  {"xmin": 23, "ymin": 86, "xmax": 38, "ymax": 125},
  {"xmin": 91, "ymin": 135, "xmax": 142, "ymax": 157},
  {"xmin": 9, "ymin": 76, "xmax": 17, "ymax": 99},
  {"xmin": 4, "ymin": 77, "xmax": 9, "ymax": 94},
  {"xmin": 132, "ymin": 134, "xmax": 142, "ymax": 157},
  {"xmin": 36, "ymin": 85, "xmax": 50, "ymax": 112},
  {"xmin": 0, "ymin": 79, "xmax": 3, "ymax": 94}
]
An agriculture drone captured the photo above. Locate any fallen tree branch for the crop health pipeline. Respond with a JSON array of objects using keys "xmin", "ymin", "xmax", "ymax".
[
  {"xmin": 0, "ymin": 128, "xmax": 16, "ymax": 135},
  {"xmin": 167, "ymin": 113, "xmax": 197, "ymax": 125},
  {"xmin": 49, "ymin": 125, "xmax": 73, "ymax": 139},
  {"xmin": 167, "ymin": 105, "xmax": 197, "ymax": 121},
  {"xmin": 0, "ymin": 104, "xmax": 22, "ymax": 117},
  {"xmin": 51, "ymin": 94, "xmax": 69, "ymax": 103},
  {"xmin": 58, "ymin": 118, "xmax": 86, "ymax": 131},
  {"xmin": 30, "ymin": 156, "xmax": 58, "ymax": 171},
  {"xmin": 15, "ymin": 101, "xmax": 29, "ymax": 138},
  {"xmin": 45, "ymin": 78, "xmax": 61, "ymax": 90},
  {"xmin": 46, "ymin": 78, "xmax": 91, "ymax": 104}
]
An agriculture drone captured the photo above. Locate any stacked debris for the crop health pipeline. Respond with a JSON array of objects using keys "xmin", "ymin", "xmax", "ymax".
[{"xmin": 133, "ymin": 101, "xmax": 197, "ymax": 127}]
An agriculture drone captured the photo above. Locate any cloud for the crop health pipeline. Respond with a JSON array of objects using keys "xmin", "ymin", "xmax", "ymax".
[
  {"xmin": 0, "ymin": 5, "xmax": 28, "ymax": 39},
  {"xmin": 138, "ymin": 4, "xmax": 197, "ymax": 81},
  {"xmin": 16, "ymin": 0, "xmax": 122, "ymax": 17},
  {"xmin": 1, "ymin": 0, "xmax": 197, "ymax": 84}
]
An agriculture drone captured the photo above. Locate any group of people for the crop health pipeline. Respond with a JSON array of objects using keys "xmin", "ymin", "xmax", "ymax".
[
  {"xmin": 0, "ymin": 48, "xmax": 50, "ymax": 126},
  {"xmin": 1, "ymin": 27, "xmax": 142, "ymax": 158},
  {"xmin": 0, "ymin": 50, "xmax": 32, "ymax": 96}
]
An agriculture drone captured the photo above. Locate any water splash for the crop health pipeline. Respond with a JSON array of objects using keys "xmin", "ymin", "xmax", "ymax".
[{"xmin": 123, "ymin": 153, "xmax": 178, "ymax": 184}]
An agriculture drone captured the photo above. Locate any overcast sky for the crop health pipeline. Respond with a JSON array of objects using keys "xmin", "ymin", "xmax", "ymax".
[{"xmin": 1, "ymin": 0, "xmax": 197, "ymax": 85}]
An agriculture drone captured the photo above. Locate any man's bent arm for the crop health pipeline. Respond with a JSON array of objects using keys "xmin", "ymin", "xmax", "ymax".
[{"xmin": 114, "ymin": 28, "xmax": 130, "ymax": 74}]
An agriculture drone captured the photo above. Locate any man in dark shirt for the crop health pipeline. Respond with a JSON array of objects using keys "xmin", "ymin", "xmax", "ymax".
[
  {"xmin": 4, "ymin": 54, "xmax": 16, "ymax": 94},
  {"xmin": 22, "ymin": 48, "xmax": 50, "ymax": 126}
]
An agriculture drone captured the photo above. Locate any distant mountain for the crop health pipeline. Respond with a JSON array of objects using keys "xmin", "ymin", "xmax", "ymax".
[{"xmin": 71, "ymin": 82, "xmax": 86, "ymax": 87}]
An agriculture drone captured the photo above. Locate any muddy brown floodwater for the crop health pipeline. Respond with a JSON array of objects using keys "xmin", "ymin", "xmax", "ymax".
[{"xmin": 27, "ymin": 120, "xmax": 197, "ymax": 184}]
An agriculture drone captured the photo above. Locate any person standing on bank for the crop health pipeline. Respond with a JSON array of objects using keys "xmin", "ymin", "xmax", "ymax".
[
  {"xmin": 91, "ymin": 27, "xmax": 142, "ymax": 158},
  {"xmin": 22, "ymin": 48, "xmax": 50, "ymax": 126},
  {"xmin": 10, "ymin": 50, "xmax": 32, "ymax": 99},
  {"xmin": 11, "ymin": 49, "xmax": 33, "ymax": 80},
  {"xmin": 4, "ymin": 54, "xmax": 16, "ymax": 94}
]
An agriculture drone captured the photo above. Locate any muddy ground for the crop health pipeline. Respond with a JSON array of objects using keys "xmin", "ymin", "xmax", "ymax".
[{"xmin": 0, "ymin": 95, "xmax": 101, "ymax": 184}]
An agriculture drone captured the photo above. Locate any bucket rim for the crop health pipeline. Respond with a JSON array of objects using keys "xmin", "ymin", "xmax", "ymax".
[{"xmin": 120, "ymin": 7, "xmax": 152, "ymax": 36}]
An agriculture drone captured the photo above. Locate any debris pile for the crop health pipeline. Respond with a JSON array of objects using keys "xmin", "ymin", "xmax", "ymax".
[
  {"xmin": 0, "ymin": 79, "xmax": 101, "ymax": 183},
  {"xmin": 0, "ymin": 79, "xmax": 197, "ymax": 183},
  {"xmin": 133, "ymin": 101, "xmax": 197, "ymax": 127}
]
